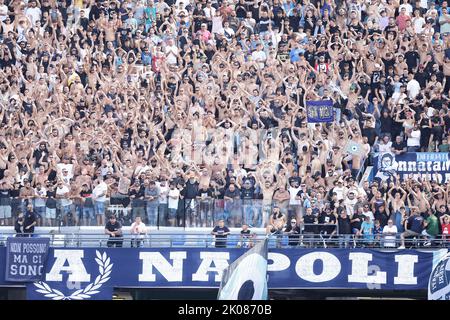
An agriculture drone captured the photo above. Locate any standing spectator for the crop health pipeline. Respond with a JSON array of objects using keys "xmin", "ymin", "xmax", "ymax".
[
  {"xmin": 145, "ymin": 180, "xmax": 160, "ymax": 226},
  {"xmin": 167, "ymin": 182, "xmax": 180, "ymax": 227},
  {"xmin": 55, "ymin": 181, "xmax": 72, "ymax": 226},
  {"xmin": 24, "ymin": 204, "xmax": 37, "ymax": 236},
  {"xmin": 422, "ymin": 210, "xmax": 439, "ymax": 246},
  {"xmin": 284, "ymin": 218, "xmax": 301, "ymax": 247},
  {"xmin": 382, "ymin": 219, "xmax": 398, "ymax": 248},
  {"xmin": 105, "ymin": 215, "xmax": 123, "ymax": 248},
  {"xmin": 238, "ymin": 224, "xmax": 254, "ymax": 248},
  {"xmin": 0, "ymin": 181, "xmax": 11, "ymax": 226},
  {"xmin": 93, "ymin": 178, "xmax": 108, "ymax": 226},
  {"xmin": 337, "ymin": 209, "xmax": 352, "ymax": 248},
  {"xmin": 211, "ymin": 219, "xmax": 230, "ymax": 248},
  {"xmin": 130, "ymin": 216, "xmax": 147, "ymax": 248},
  {"xmin": 14, "ymin": 212, "xmax": 25, "ymax": 237},
  {"xmin": 360, "ymin": 215, "xmax": 374, "ymax": 247},
  {"xmin": 399, "ymin": 207, "xmax": 424, "ymax": 249},
  {"xmin": 80, "ymin": 183, "xmax": 95, "ymax": 226}
]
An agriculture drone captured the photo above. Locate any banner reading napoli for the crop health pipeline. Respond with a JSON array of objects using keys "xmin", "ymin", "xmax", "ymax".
[
  {"xmin": 0, "ymin": 247, "xmax": 440, "ymax": 299},
  {"xmin": 306, "ymin": 100, "xmax": 334, "ymax": 123},
  {"xmin": 5, "ymin": 237, "xmax": 49, "ymax": 282},
  {"xmin": 428, "ymin": 252, "xmax": 450, "ymax": 300},
  {"xmin": 372, "ymin": 152, "xmax": 450, "ymax": 183},
  {"xmin": 218, "ymin": 238, "xmax": 268, "ymax": 300}
]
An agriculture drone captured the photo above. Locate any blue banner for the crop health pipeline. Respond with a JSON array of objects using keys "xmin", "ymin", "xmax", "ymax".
[
  {"xmin": 306, "ymin": 100, "xmax": 334, "ymax": 123},
  {"xmin": 428, "ymin": 252, "xmax": 450, "ymax": 300},
  {"xmin": 372, "ymin": 152, "xmax": 450, "ymax": 183},
  {"xmin": 5, "ymin": 237, "xmax": 50, "ymax": 282},
  {"xmin": 0, "ymin": 247, "xmax": 445, "ymax": 299}
]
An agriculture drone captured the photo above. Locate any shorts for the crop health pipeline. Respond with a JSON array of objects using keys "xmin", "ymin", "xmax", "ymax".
[
  {"xmin": 403, "ymin": 230, "xmax": 420, "ymax": 238},
  {"xmin": 46, "ymin": 208, "xmax": 57, "ymax": 219},
  {"xmin": 0, "ymin": 205, "xmax": 11, "ymax": 219},
  {"xmin": 168, "ymin": 208, "xmax": 177, "ymax": 219},
  {"xmin": 35, "ymin": 206, "xmax": 46, "ymax": 219},
  {"xmin": 95, "ymin": 201, "xmax": 106, "ymax": 216}
]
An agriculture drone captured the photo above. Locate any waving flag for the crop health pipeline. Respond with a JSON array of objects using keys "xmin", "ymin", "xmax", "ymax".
[
  {"xmin": 218, "ymin": 238, "xmax": 268, "ymax": 300},
  {"xmin": 428, "ymin": 252, "xmax": 450, "ymax": 300}
]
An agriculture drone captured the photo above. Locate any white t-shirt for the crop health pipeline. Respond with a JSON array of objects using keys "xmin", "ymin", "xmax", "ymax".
[
  {"xmin": 378, "ymin": 141, "xmax": 392, "ymax": 153},
  {"xmin": 56, "ymin": 185, "xmax": 72, "ymax": 206},
  {"xmin": 26, "ymin": 7, "xmax": 41, "ymax": 25},
  {"xmin": 288, "ymin": 186, "xmax": 302, "ymax": 205},
  {"xmin": 168, "ymin": 188, "xmax": 180, "ymax": 209},
  {"xmin": 158, "ymin": 184, "xmax": 169, "ymax": 204},
  {"xmin": 413, "ymin": 17, "xmax": 426, "ymax": 34},
  {"xmin": 382, "ymin": 225, "xmax": 398, "ymax": 247},
  {"xmin": 407, "ymin": 79, "xmax": 421, "ymax": 99},
  {"xmin": 0, "ymin": 4, "xmax": 8, "ymax": 22},
  {"xmin": 407, "ymin": 130, "xmax": 421, "ymax": 147},
  {"xmin": 362, "ymin": 210, "xmax": 375, "ymax": 222},
  {"xmin": 251, "ymin": 50, "xmax": 267, "ymax": 69},
  {"xmin": 131, "ymin": 221, "xmax": 147, "ymax": 234},
  {"xmin": 165, "ymin": 45, "xmax": 179, "ymax": 65},
  {"xmin": 93, "ymin": 182, "xmax": 108, "ymax": 202}
]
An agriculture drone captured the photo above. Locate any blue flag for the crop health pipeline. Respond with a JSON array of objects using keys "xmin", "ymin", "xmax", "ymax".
[
  {"xmin": 306, "ymin": 100, "xmax": 334, "ymax": 123},
  {"xmin": 5, "ymin": 237, "xmax": 50, "ymax": 282},
  {"xmin": 428, "ymin": 252, "xmax": 450, "ymax": 300},
  {"xmin": 218, "ymin": 238, "xmax": 268, "ymax": 300}
]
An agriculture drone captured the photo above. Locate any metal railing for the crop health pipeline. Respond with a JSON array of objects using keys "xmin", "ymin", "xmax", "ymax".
[{"xmin": 0, "ymin": 230, "xmax": 447, "ymax": 249}]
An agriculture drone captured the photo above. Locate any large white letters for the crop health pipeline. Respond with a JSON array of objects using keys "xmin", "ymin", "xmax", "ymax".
[
  {"xmin": 46, "ymin": 250, "xmax": 91, "ymax": 282},
  {"xmin": 139, "ymin": 252, "xmax": 187, "ymax": 282},
  {"xmin": 348, "ymin": 252, "xmax": 387, "ymax": 284},
  {"xmin": 268, "ymin": 253, "xmax": 290, "ymax": 272},
  {"xmin": 295, "ymin": 252, "xmax": 341, "ymax": 282},
  {"xmin": 394, "ymin": 255, "xmax": 418, "ymax": 285},
  {"xmin": 192, "ymin": 252, "xmax": 230, "ymax": 282}
]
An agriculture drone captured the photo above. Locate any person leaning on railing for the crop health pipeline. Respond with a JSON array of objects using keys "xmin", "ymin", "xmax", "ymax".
[{"xmin": 104, "ymin": 215, "xmax": 123, "ymax": 248}]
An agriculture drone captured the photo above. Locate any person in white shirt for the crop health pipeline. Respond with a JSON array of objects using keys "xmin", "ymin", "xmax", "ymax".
[
  {"xmin": 406, "ymin": 73, "xmax": 421, "ymax": 99},
  {"xmin": 158, "ymin": 180, "xmax": 169, "ymax": 225},
  {"xmin": 0, "ymin": 0, "xmax": 8, "ymax": 22},
  {"xmin": 93, "ymin": 179, "xmax": 108, "ymax": 226},
  {"xmin": 251, "ymin": 43, "xmax": 267, "ymax": 69},
  {"xmin": 25, "ymin": 0, "xmax": 41, "ymax": 26},
  {"xmin": 343, "ymin": 191, "xmax": 358, "ymax": 216},
  {"xmin": 55, "ymin": 181, "xmax": 72, "ymax": 226},
  {"xmin": 382, "ymin": 219, "xmax": 398, "ymax": 247},
  {"xmin": 130, "ymin": 216, "xmax": 147, "ymax": 247},
  {"xmin": 406, "ymin": 123, "xmax": 421, "ymax": 152},
  {"xmin": 378, "ymin": 135, "xmax": 393, "ymax": 153},
  {"xmin": 362, "ymin": 204, "xmax": 375, "ymax": 222},
  {"xmin": 164, "ymin": 38, "xmax": 179, "ymax": 65},
  {"xmin": 167, "ymin": 182, "xmax": 180, "ymax": 226}
]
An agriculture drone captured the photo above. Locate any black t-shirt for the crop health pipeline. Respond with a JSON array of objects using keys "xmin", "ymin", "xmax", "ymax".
[
  {"xmin": 284, "ymin": 224, "xmax": 301, "ymax": 245},
  {"xmin": 374, "ymin": 210, "xmax": 389, "ymax": 228},
  {"xmin": 0, "ymin": 189, "xmax": 11, "ymax": 206},
  {"xmin": 241, "ymin": 187, "xmax": 255, "ymax": 200},
  {"xmin": 197, "ymin": 188, "xmax": 213, "ymax": 200},
  {"xmin": 185, "ymin": 180, "xmax": 199, "ymax": 199},
  {"xmin": 225, "ymin": 188, "xmax": 241, "ymax": 199},
  {"xmin": 350, "ymin": 213, "xmax": 364, "ymax": 230},
  {"xmin": 405, "ymin": 50, "xmax": 420, "ymax": 69},
  {"xmin": 303, "ymin": 214, "xmax": 317, "ymax": 233},
  {"xmin": 338, "ymin": 215, "xmax": 352, "ymax": 234},
  {"xmin": 15, "ymin": 217, "xmax": 24, "ymax": 234},
  {"xmin": 24, "ymin": 210, "xmax": 37, "ymax": 233},
  {"xmin": 319, "ymin": 212, "xmax": 336, "ymax": 234},
  {"xmin": 212, "ymin": 226, "xmax": 230, "ymax": 247},
  {"xmin": 105, "ymin": 221, "xmax": 122, "ymax": 237},
  {"xmin": 391, "ymin": 140, "xmax": 406, "ymax": 151}
]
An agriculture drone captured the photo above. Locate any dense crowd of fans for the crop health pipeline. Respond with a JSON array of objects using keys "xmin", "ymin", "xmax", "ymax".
[{"xmin": 0, "ymin": 0, "xmax": 449, "ymax": 246}]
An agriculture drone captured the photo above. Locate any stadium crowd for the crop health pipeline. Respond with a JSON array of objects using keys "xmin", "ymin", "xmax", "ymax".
[{"xmin": 0, "ymin": 0, "xmax": 449, "ymax": 246}]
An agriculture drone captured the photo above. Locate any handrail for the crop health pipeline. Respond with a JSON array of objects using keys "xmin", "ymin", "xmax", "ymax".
[{"xmin": 0, "ymin": 231, "xmax": 447, "ymax": 249}]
